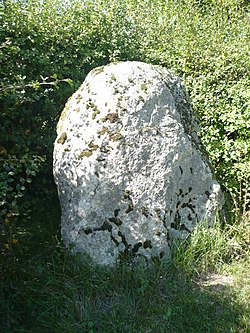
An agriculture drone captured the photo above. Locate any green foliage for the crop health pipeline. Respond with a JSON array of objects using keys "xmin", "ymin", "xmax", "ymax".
[{"xmin": 0, "ymin": 152, "xmax": 44, "ymax": 256}]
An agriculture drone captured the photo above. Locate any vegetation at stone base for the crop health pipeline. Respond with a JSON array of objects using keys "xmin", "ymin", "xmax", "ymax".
[
  {"xmin": 0, "ymin": 203, "xmax": 249, "ymax": 333},
  {"xmin": 0, "ymin": 0, "xmax": 249, "ymax": 331}
]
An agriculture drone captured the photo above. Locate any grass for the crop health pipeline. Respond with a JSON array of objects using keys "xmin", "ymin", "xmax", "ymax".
[{"xmin": 1, "ymin": 199, "xmax": 249, "ymax": 333}]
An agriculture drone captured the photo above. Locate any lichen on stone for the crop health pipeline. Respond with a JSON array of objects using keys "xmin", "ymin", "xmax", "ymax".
[
  {"xmin": 78, "ymin": 150, "xmax": 93, "ymax": 158},
  {"xmin": 88, "ymin": 141, "xmax": 99, "ymax": 151},
  {"xmin": 110, "ymin": 73, "xmax": 117, "ymax": 83},
  {"xmin": 104, "ymin": 113, "xmax": 119, "ymax": 123},
  {"xmin": 57, "ymin": 132, "xmax": 67, "ymax": 145},
  {"xmin": 76, "ymin": 94, "xmax": 82, "ymax": 104},
  {"xmin": 98, "ymin": 126, "xmax": 109, "ymax": 135},
  {"xmin": 109, "ymin": 131, "xmax": 123, "ymax": 141},
  {"xmin": 92, "ymin": 108, "xmax": 100, "ymax": 120},
  {"xmin": 91, "ymin": 66, "xmax": 105, "ymax": 76},
  {"xmin": 141, "ymin": 83, "xmax": 148, "ymax": 92}
]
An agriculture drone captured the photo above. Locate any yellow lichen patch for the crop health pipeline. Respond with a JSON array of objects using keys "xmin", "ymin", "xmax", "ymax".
[
  {"xmin": 76, "ymin": 94, "xmax": 82, "ymax": 104},
  {"xmin": 109, "ymin": 131, "xmax": 123, "ymax": 141},
  {"xmin": 105, "ymin": 113, "xmax": 118, "ymax": 123},
  {"xmin": 60, "ymin": 105, "xmax": 70, "ymax": 122},
  {"xmin": 88, "ymin": 141, "xmax": 99, "ymax": 151},
  {"xmin": 57, "ymin": 105, "xmax": 70, "ymax": 131},
  {"xmin": 98, "ymin": 126, "xmax": 109, "ymax": 135},
  {"xmin": 57, "ymin": 132, "xmax": 67, "ymax": 145},
  {"xmin": 78, "ymin": 150, "xmax": 93, "ymax": 158},
  {"xmin": 92, "ymin": 109, "xmax": 100, "ymax": 120},
  {"xmin": 91, "ymin": 66, "xmax": 105, "ymax": 76}
]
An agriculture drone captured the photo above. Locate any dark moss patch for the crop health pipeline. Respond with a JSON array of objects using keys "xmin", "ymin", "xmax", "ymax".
[
  {"xmin": 100, "ymin": 113, "xmax": 119, "ymax": 123},
  {"xmin": 124, "ymin": 189, "xmax": 131, "ymax": 199},
  {"xmin": 84, "ymin": 228, "xmax": 93, "ymax": 235},
  {"xmin": 100, "ymin": 145, "xmax": 113, "ymax": 154},
  {"xmin": 159, "ymin": 251, "xmax": 165, "ymax": 259},
  {"xmin": 109, "ymin": 217, "xmax": 123, "ymax": 226},
  {"xmin": 143, "ymin": 240, "xmax": 152, "ymax": 249},
  {"xmin": 95, "ymin": 221, "xmax": 112, "ymax": 232},
  {"xmin": 125, "ymin": 203, "xmax": 134, "ymax": 214},
  {"xmin": 137, "ymin": 95, "xmax": 145, "ymax": 104},
  {"xmin": 155, "ymin": 208, "xmax": 161, "ymax": 218},
  {"xmin": 132, "ymin": 242, "xmax": 143, "ymax": 253},
  {"xmin": 76, "ymin": 94, "xmax": 82, "ymax": 104},
  {"xmin": 86, "ymin": 99, "xmax": 99, "ymax": 115},
  {"xmin": 141, "ymin": 206, "xmax": 149, "ymax": 217},
  {"xmin": 110, "ymin": 73, "xmax": 117, "ymax": 82},
  {"xmin": 155, "ymin": 230, "xmax": 161, "ymax": 236},
  {"xmin": 114, "ymin": 209, "xmax": 120, "ymax": 217}
]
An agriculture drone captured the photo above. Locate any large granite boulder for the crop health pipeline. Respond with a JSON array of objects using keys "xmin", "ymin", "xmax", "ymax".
[{"xmin": 53, "ymin": 61, "xmax": 223, "ymax": 266}]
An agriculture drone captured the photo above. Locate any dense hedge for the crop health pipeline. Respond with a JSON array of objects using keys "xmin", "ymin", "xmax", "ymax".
[{"xmin": 0, "ymin": 0, "xmax": 249, "ymax": 251}]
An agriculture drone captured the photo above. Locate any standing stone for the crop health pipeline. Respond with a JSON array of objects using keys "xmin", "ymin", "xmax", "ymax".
[{"xmin": 53, "ymin": 61, "xmax": 223, "ymax": 266}]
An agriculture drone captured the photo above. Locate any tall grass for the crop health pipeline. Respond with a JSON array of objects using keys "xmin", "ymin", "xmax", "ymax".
[
  {"xmin": 173, "ymin": 219, "xmax": 230, "ymax": 275},
  {"xmin": 173, "ymin": 213, "xmax": 250, "ymax": 276}
]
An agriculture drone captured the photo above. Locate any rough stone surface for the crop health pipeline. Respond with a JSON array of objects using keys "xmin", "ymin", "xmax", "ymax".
[{"xmin": 53, "ymin": 61, "xmax": 224, "ymax": 266}]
